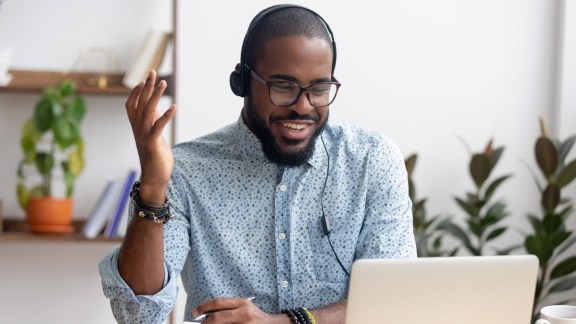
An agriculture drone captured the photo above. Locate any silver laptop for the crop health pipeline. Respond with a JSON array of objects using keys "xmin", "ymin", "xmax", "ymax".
[{"xmin": 345, "ymin": 255, "xmax": 538, "ymax": 324}]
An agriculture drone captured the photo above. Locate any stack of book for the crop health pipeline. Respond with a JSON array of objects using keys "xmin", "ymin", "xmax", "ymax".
[{"xmin": 82, "ymin": 170, "xmax": 137, "ymax": 239}]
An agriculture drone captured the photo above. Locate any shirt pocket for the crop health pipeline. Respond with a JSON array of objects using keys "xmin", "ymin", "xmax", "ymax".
[{"xmin": 307, "ymin": 217, "xmax": 357, "ymax": 283}]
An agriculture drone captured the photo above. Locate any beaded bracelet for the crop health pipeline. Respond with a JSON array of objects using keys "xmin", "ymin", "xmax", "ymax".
[
  {"xmin": 303, "ymin": 308, "xmax": 316, "ymax": 324},
  {"xmin": 130, "ymin": 181, "xmax": 173, "ymax": 224},
  {"xmin": 281, "ymin": 308, "xmax": 312, "ymax": 324}
]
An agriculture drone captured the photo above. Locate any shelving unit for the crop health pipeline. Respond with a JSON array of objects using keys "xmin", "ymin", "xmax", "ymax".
[
  {"xmin": 0, "ymin": 70, "xmax": 132, "ymax": 95},
  {"xmin": 0, "ymin": 219, "xmax": 122, "ymax": 242},
  {"xmin": 0, "ymin": 70, "xmax": 133, "ymax": 243}
]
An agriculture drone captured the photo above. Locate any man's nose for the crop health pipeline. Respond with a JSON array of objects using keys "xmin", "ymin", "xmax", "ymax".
[{"xmin": 289, "ymin": 91, "xmax": 314, "ymax": 115}]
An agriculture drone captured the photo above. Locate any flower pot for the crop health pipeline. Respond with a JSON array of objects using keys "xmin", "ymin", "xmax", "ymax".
[{"xmin": 26, "ymin": 197, "xmax": 74, "ymax": 233}]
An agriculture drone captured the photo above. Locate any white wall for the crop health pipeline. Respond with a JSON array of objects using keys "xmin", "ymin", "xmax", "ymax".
[{"xmin": 0, "ymin": 1, "xmax": 173, "ymax": 323}]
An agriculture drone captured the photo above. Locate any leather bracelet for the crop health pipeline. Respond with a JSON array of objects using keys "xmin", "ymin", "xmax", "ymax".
[{"xmin": 130, "ymin": 181, "xmax": 173, "ymax": 224}]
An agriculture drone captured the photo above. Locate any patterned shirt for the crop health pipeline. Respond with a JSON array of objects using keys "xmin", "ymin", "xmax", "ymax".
[{"xmin": 99, "ymin": 117, "xmax": 416, "ymax": 323}]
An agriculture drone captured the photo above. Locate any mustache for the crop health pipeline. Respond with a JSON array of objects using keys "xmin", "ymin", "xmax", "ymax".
[{"xmin": 270, "ymin": 112, "xmax": 320, "ymax": 123}]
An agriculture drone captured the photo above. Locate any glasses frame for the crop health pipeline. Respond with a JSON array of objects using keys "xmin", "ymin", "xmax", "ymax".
[{"xmin": 250, "ymin": 69, "xmax": 341, "ymax": 108}]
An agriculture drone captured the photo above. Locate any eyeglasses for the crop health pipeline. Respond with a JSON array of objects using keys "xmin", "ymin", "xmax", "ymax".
[{"xmin": 250, "ymin": 70, "xmax": 341, "ymax": 107}]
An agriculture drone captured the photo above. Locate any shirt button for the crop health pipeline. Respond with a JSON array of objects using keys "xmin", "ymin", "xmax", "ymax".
[
  {"xmin": 279, "ymin": 184, "xmax": 287, "ymax": 192},
  {"xmin": 278, "ymin": 233, "xmax": 286, "ymax": 240},
  {"xmin": 281, "ymin": 280, "xmax": 289, "ymax": 288}
]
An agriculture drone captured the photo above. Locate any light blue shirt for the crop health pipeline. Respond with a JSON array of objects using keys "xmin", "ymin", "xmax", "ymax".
[{"xmin": 99, "ymin": 117, "xmax": 416, "ymax": 323}]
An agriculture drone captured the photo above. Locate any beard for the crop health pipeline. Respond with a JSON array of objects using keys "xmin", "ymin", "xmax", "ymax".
[{"xmin": 244, "ymin": 97, "xmax": 328, "ymax": 167}]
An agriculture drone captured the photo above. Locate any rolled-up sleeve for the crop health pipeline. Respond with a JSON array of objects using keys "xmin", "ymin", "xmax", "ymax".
[
  {"xmin": 98, "ymin": 166, "xmax": 191, "ymax": 324},
  {"xmin": 98, "ymin": 247, "xmax": 180, "ymax": 323}
]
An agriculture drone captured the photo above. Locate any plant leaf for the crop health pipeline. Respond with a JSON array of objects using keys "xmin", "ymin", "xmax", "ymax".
[
  {"xmin": 59, "ymin": 79, "xmax": 75, "ymax": 97},
  {"xmin": 68, "ymin": 96, "xmax": 86, "ymax": 123},
  {"xmin": 550, "ymin": 257, "xmax": 576, "ymax": 280},
  {"xmin": 541, "ymin": 184, "xmax": 560, "ymax": 213},
  {"xmin": 34, "ymin": 98, "xmax": 55, "ymax": 132},
  {"xmin": 35, "ymin": 152, "xmax": 54, "ymax": 176},
  {"xmin": 557, "ymin": 160, "xmax": 576, "ymax": 188},
  {"xmin": 16, "ymin": 183, "xmax": 29, "ymax": 210},
  {"xmin": 526, "ymin": 214, "xmax": 544, "ymax": 234},
  {"xmin": 470, "ymin": 153, "xmax": 491, "ymax": 189},
  {"xmin": 535, "ymin": 136, "xmax": 559, "ymax": 177},
  {"xmin": 454, "ymin": 197, "xmax": 478, "ymax": 217},
  {"xmin": 547, "ymin": 276, "xmax": 576, "ymax": 294},
  {"xmin": 52, "ymin": 116, "xmax": 80, "ymax": 150},
  {"xmin": 442, "ymin": 222, "xmax": 472, "ymax": 247},
  {"xmin": 484, "ymin": 174, "xmax": 512, "ymax": 201},
  {"xmin": 557, "ymin": 234, "xmax": 576, "ymax": 256},
  {"xmin": 525, "ymin": 235, "xmax": 553, "ymax": 264},
  {"xmin": 559, "ymin": 135, "xmax": 576, "ymax": 163},
  {"xmin": 486, "ymin": 227, "xmax": 507, "ymax": 241},
  {"xmin": 489, "ymin": 147, "xmax": 505, "ymax": 170},
  {"xmin": 405, "ymin": 154, "xmax": 417, "ymax": 177}
]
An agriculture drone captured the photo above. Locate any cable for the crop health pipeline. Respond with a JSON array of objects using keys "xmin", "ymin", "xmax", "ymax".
[{"xmin": 320, "ymin": 135, "xmax": 351, "ymax": 277}]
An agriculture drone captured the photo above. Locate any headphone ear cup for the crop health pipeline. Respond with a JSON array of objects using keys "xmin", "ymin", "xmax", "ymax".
[{"xmin": 230, "ymin": 69, "xmax": 244, "ymax": 97}]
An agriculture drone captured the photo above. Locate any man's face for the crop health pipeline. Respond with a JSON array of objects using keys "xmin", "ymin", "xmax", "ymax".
[{"xmin": 242, "ymin": 36, "xmax": 333, "ymax": 167}]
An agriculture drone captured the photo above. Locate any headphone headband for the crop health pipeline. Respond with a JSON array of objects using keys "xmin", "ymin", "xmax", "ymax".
[{"xmin": 230, "ymin": 4, "xmax": 337, "ymax": 97}]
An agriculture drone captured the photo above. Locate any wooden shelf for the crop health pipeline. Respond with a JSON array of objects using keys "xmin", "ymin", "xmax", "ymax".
[
  {"xmin": 0, "ymin": 70, "xmax": 132, "ymax": 95},
  {"xmin": 0, "ymin": 219, "xmax": 122, "ymax": 243}
]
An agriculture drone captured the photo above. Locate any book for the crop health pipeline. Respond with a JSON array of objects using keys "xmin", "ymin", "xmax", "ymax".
[
  {"xmin": 104, "ymin": 170, "xmax": 137, "ymax": 238},
  {"xmin": 122, "ymin": 30, "xmax": 171, "ymax": 88},
  {"xmin": 82, "ymin": 179, "xmax": 121, "ymax": 239}
]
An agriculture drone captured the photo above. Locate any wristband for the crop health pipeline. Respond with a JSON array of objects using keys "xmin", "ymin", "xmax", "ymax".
[{"xmin": 130, "ymin": 181, "xmax": 173, "ymax": 224}]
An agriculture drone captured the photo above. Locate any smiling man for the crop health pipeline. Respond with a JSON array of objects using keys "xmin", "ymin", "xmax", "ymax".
[{"xmin": 99, "ymin": 5, "xmax": 416, "ymax": 324}]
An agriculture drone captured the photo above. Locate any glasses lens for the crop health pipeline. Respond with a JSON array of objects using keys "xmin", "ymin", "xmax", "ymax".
[
  {"xmin": 269, "ymin": 83, "xmax": 338, "ymax": 107},
  {"xmin": 308, "ymin": 83, "xmax": 338, "ymax": 107},
  {"xmin": 269, "ymin": 83, "xmax": 298, "ymax": 106}
]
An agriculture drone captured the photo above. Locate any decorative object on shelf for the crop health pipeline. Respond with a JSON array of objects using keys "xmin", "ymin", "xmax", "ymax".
[
  {"xmin": 0, "ymin": 43, "xmax": 15, "ymax": 86},
  {"xmin": 16, "ymin": 79, "xmax": 86, "ymax": 234},
  {"xmin": 68, "ymin": 47, "xmax": 120, "ymax": 90},
  {"xmin": 123, "ymin": 30, "xmax": 171, "ymax": 88}
]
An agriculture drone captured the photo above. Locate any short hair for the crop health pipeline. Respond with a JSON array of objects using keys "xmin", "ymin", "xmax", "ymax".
[{"xmin": 244, "ymin": 7, "xmax": 333, "ymax": 70}]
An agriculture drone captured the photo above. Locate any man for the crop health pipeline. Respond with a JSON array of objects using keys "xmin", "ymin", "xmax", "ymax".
[{"xmin": 99, "ymin": 5, "xmax": 416, "ymax": 324}]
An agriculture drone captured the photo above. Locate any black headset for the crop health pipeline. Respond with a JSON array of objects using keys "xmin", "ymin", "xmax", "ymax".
[{"xmin": 229, "ymin": 4, "xmax": 338, "ymax": 98}]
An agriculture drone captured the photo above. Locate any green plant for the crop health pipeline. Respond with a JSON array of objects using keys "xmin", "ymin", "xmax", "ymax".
[
  {"xmin": 16, "ymin": 79, "xmax": 86, "ymax": 209},
  {"xmin": 523, "ymin": 120, "xmax": 576, "ymax": 321},
  {"xmin": 443, "ymin": 138, "xmax": 513, "ymax": 256},
  {"xmin": 405, "ymin": 153, "xmax": 455, "ymax": 257}
]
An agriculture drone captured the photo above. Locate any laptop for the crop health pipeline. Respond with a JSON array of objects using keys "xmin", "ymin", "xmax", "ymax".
[{"xmin": 345, "ymin": 255, "xmax": 539, "ymax": 324}]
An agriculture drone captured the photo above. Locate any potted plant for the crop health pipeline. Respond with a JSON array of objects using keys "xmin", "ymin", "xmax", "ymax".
[
  {"xmin": 16, "ymin": 79, "xmax": 86, "ymax": 233},
  {"xmin": 522, "ymin": 119, "xmax": 576, "ymax": 321}
]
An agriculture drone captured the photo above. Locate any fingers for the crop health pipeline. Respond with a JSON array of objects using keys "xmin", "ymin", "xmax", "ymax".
[
  {"xmin": 137, "ymin": 70, "xmax": 157, "ymax": 114},
  {"xmin": 142, "ymin": 79, "xmax": 169, "ymax": 127},
  {"xmin": 150, "ymin": 104, "xmax": 177, "ymax": 138},
  {"xmin": 125, "ymin": 81, "xmax": 145, "ymax": 123},
  {"xmin": 193, "ymin": 297, "xmax": 253, "ymax": 318}
]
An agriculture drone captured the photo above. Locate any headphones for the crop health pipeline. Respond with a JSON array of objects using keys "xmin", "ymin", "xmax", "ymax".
[{"xmin": 229, "ymin": 4, "xmax": 338, "ymax": 98}]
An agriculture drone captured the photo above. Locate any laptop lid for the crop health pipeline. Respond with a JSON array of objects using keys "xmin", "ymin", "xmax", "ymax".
[{"xmin": 345, "ymin": 255, "xmax": 538, "ymax": 324}]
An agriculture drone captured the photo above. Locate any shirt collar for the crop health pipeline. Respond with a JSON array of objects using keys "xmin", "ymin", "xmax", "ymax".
[{"xmin": 235, "ymin": 116, "xmax": 327, "ymax": 170}]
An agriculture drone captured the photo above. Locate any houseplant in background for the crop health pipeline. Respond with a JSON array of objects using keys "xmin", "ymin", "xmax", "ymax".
[
  {"xmin": 16, "ymin": 79, "xmax": 86, "ymax": 233},
  {"xmin": 442, "ymin": 138, "xmax": 514, "ymax": 256},
  {"xmin": 522, "ymin": 119, "xmax": 576, "ymax": 322},
  {"xmin": 405, "ymin": 153, "xmax": 455, "ymax": 257}
]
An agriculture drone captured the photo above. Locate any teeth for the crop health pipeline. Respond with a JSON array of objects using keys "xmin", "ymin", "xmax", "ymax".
[{"xmin": 282, "ymin": 123, "xmax": 306, "ymax": 130}]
